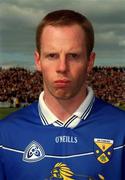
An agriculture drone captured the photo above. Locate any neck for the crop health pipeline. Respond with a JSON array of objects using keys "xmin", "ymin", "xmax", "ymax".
[{"xmin": 43, "ymin": 87, "xmax": 87, "ymax": 122}]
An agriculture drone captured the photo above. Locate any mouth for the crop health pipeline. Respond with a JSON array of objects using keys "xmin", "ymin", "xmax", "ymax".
[{"xmin": 54, "ymin": 79, "xmax": 71, "ymax": 88}]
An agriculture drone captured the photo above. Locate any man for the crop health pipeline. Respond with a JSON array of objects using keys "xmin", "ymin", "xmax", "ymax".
[{"xmin": 0, "ymin": 10, "xmax": 125, "ymax": 180}]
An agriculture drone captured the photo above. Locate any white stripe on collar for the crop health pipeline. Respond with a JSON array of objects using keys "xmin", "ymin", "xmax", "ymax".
[{"xmin": 38, "ymin": 87, "xmax": 94, "ymax": 128}]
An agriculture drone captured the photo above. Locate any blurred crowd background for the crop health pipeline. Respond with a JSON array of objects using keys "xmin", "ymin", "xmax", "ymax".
[{"xmin": 0, "ymin": 66, "xmax": 125, "ymax": 108}]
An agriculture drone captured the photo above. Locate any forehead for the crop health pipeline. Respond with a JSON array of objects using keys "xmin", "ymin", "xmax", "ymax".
[{"xmin": 40, "ymin": 24, "xmax": 86, "ymax": 49}]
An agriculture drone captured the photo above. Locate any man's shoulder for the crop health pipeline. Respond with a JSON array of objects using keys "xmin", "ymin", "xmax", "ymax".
[{"xmin": 94, "ymin": 97, "xmax": 125, "ymax": 117}]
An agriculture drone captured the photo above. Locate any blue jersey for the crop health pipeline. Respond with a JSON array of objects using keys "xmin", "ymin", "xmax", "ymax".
[{"xmin": 0, "ymin": 98, "xmax": 125, "ymax": 180}]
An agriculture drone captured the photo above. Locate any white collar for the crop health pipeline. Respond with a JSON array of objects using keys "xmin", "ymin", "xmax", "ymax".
[{"xmin": 38, "ymin": 87, "xmax": 95, "ymax": 128}]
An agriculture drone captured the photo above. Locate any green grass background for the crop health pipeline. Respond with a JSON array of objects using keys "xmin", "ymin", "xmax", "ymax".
[
  {"xmin": 0, "ymin": 108, "xmax": 19, "ymax": 119},
  {"xmin": 0, "ymin": 105, "xmax": 125, "ymax": 120}
]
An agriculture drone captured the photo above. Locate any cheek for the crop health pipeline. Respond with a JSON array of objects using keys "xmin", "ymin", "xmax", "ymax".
[
  {"xmin": 42, "ymin": 71, "xmax": 49, "ymax": 82},
  {"xmin": 42, "ymin": 69, "xmax": 54, "ymax": 84},
  {"xmin": 72, "ymin": 66, "xmax": 87, "ymax": 79}
]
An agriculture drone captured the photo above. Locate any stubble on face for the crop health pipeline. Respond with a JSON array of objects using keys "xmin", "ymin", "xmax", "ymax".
[
  {"xmin": 39, "ymin": 25, "xmax": 90, "ymax": 101},
  {"xmin": 43, "ymin": 72, "xmax": 87, "ymax": 101}
]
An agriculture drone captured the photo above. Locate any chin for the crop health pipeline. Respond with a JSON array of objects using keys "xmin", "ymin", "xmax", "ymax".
[{"xmin": 52, "ymin": 91, "xmax": 72, "ymax": 100}]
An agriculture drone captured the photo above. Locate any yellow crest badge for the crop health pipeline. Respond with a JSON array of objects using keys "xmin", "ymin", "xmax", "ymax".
[{"xmin": 94, "ymin": 138, "xmax": 113, "ymax": 164}]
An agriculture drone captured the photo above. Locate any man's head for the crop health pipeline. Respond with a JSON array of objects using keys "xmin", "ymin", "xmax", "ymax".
[
  {"xmin": 36, "ymin": 9, "xmax": 94, "ymax": 58},
  {"xmin": 34, "ymin": 10, "xmax": 95, "ymax": 101}
]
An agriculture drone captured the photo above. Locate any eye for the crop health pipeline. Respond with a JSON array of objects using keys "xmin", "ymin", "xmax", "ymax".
[
  {"xmin": 68, "ymin": 53, "xmax": 80, "ymax": 60},
  {"xmin": 46, "ymin": 53, "xmax": 58, "ymax": 60}
]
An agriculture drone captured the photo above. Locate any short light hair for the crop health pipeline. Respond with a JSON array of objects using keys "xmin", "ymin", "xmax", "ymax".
[{"xmin": 36, "ymin": 9, "xmax": 94, "ymax": 57}]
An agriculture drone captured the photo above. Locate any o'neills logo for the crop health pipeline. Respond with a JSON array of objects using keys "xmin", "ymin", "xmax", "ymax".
[{"xmin": 55, "ymin": 136, "xmax": 78, "ymax": 143}]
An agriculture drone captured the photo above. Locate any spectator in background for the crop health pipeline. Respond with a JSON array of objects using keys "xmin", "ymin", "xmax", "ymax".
[{"xmin": 0, "ymin": 66, "xmax": 124, "ymax": 106}]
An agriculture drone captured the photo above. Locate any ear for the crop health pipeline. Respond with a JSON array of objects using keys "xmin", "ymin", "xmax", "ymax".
[
  {"xmin": 87, "ymin": 52, "xmax": 96, "ymax": 73},
  {"xmin": 34, "ymin": 50, "xmax": 42, "ymax": 72}
]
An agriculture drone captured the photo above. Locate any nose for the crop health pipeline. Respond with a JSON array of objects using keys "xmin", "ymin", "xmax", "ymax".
[{"xmin": 56, "ymin": 57, "xmax": 68, "ymax": 73}]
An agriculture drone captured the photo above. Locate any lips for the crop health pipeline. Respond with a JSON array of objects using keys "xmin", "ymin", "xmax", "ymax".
[
  {"xmin": 54, "ymin": 79, "xmax": 71, "ymax": 88},
  {"xmin": 55, "ymin": 79, "xmax": 70, "ymax": 83}
]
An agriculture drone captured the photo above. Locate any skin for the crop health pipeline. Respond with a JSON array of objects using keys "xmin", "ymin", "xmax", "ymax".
[{"xmin": 34, "ymin": 24, "xmax": 95, "ymax": 121}]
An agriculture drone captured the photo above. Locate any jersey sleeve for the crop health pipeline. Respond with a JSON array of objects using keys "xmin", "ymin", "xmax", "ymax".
[
  {"xmin": 0, "ymin": 158, "xmax": 5, "ymax": 179},
  {"xmin": 0, "ymin": 130, "xmax": 6, "ymax": 179},
  {"xmin": 122, "ymin": 145, "xmax": 125, "ymax": 179}
]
